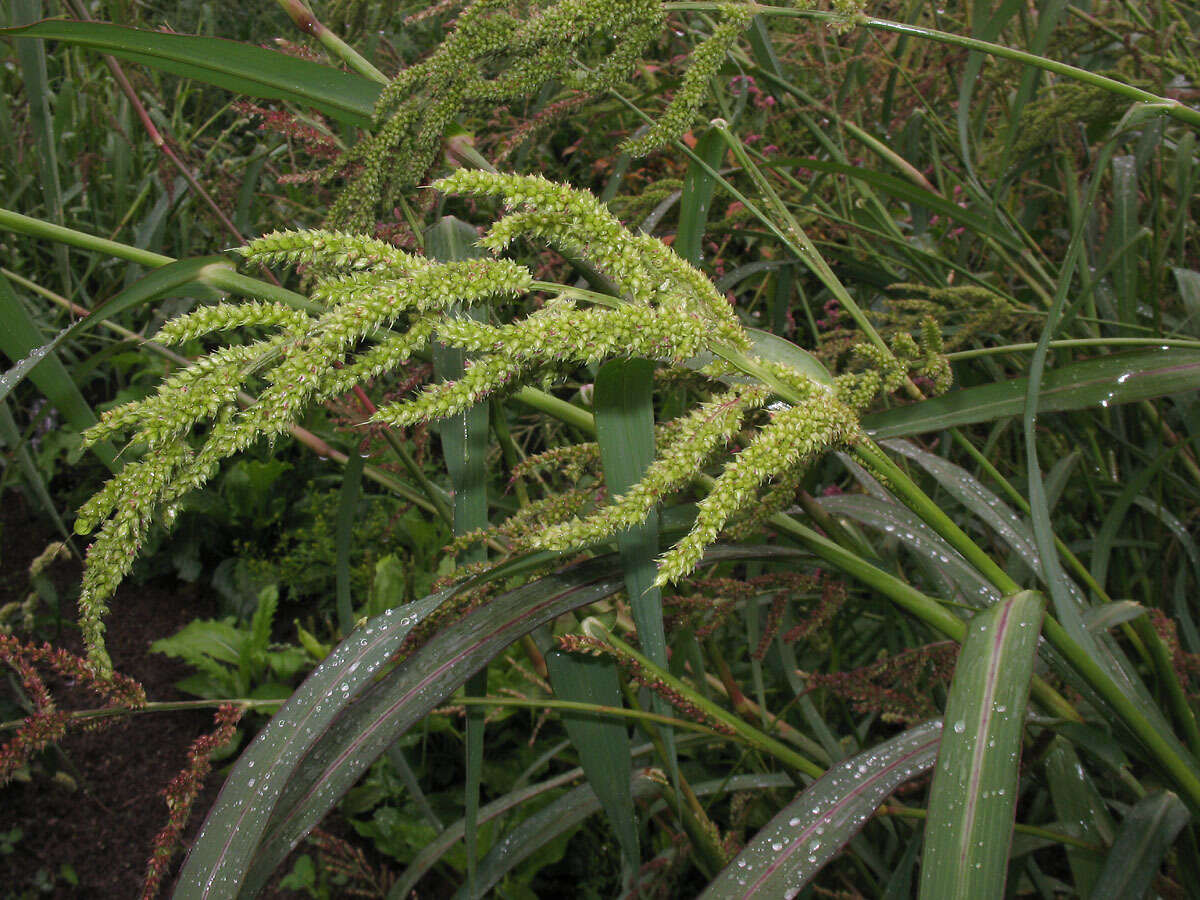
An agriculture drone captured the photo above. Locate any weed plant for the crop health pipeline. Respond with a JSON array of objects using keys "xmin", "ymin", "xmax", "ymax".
[{"xmin": 2, "ymin": 1, "xmax": 1200, "ymax": 897}]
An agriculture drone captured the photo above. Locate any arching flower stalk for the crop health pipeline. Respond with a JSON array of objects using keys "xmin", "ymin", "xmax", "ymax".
[{"xmin": 73, "ymin": 171, "xmax": 945, "ymax": 674}]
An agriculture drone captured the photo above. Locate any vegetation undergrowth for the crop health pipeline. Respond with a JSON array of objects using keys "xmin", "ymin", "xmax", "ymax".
[{"xmin": 2, "ymin": 0, "xmax": 1200, "ymax": 897}]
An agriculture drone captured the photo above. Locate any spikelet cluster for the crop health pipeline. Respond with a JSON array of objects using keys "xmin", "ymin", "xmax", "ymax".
[
  {"xmin": 537, "ymin": 384, "xmax": 770, "ymax": 552},
  {"xmin": 322, "ymin": 0, "xmax": 859, "ymax": 229},
  {"xmin": 141, "ymin": 704, "xmax": 243, "ymax": 899},
  {"xmin": 530, "ymin": 321, "xmax": 950, "ymax": 585},
  {"xmin": 74, "ymin": 227, "xmax": 527, "ymax": 673},
  {"xmin": 655, "ymin": 386, "xmax": 862, "ymax": 585},
  {"xmin": 831, "ymin": 317, "xmax": 952, "ymax": 409},
  {"xmin": 449, "ymin": 485, "xmax": 602, "ymax": 554},
  {"xmin": 621, "ymin": 4, "xmax": 755, "ymax": 157},
  {"xmin": 0, "ymin": 634, "xmax": 145, "ymax": 785},
  {"xmin": 70, "ymin": 173, "xmax": 765, "ymax": 670},
  {"xmin": 820, "ymin": 283, "xmax": 1019, "ymax": 368},
  {"xmin": 73, "ymin": 171, "xmax": 940, "ymax": 670},
  {"xmin": 328, "ymin": 0, "xmax": 666, "ymax": 229},
  {"xmin": 806, "ymin": 641, "xmax": 959, "ymax": 725}
]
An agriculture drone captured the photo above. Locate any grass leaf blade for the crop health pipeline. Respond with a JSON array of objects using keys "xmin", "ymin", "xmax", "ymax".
[
  {"xmin": 545, "ymin": 649, "xmax": 641, "ymax": 875},
  {"xmin": 701, "ymin": 720, "xmax": 943, "ymax": 898},
  {"xmin": 0, "ymin": 273, "xmax": 116, "ymax": 468},
  {"xmin": 863, "ymin": 348, "xmax": 1200, "ymax": 437},
  {"xmin": 427, "ymin": 214, "xmax": 491, "ymax": 893},
  {"xmin": 919, "ymin": 590, "xmax": 1045, "ymax": 899},
  {"xmin": 1089, "ymin": 792, "xmax": 1189, "ymax": 900},
  {"xmin": 1, "ymin": 20, "xmax": 380, "ymax": 126}
]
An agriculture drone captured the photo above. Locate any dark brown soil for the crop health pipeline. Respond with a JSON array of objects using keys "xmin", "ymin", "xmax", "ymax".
[
  {"xmin": 0, "ymin": 491, "xmax": 238, "ymax": 898},
  {"xmin": 0, "ymin": 490, "xmax": 439, "ymax": 899}
]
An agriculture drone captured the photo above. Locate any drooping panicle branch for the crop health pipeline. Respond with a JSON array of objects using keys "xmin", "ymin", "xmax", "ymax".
[{"xmin": 73, "ymin": 171, "xmax": 943, "ymax": 671}]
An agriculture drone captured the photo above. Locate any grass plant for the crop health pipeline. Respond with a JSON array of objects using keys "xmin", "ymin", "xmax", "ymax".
[{"xmin": 2, "ymin": 1, "xmax": 1200, "ymax": 897}]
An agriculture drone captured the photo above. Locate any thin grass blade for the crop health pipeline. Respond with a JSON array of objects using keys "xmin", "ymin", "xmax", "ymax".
[
  {"xmin": 676, "ymin": 127, "xmax": 725, "ymax": 266},
  {"xmin": 773, "ymin": 157, "xmax": 1019, "ymax": 248},
  {"xmin": 594, "ymin": 358, "xmax": 677, "ymax": 762},
  {"xmin": 0, "ymin": 398, "xmax": 72, "ymax": 541},
  {"xmin": 0, "ymin": 257, "xmax": 225, "ymax": 407},
  {"xmin": 173, "ymin": 588, "xmax": 450, "ymax": 899},
  {"xmin": 998, "ymin": 0, "xmax": 1069, "ymax": 168},
  {"xmin": 452, "ymin": 771, "xmax": 661, "ymax": 900},
  {"xmin": 883, "ymin": 439, "xmax": 1088, "ymax": 606},
  {"xmin": 12, "ymin": 0, "xmax": 70, "ymax": 297},
  {"xmin": 819, "ymin": 493, "xmax": 1000, "ymax": 607},
  {"xmin": 334, "ymin": 452, "xmax": 364, "ymax": 635},
  {"xmin": 233, "ymin": 560, "xmax": 633, "ymax": 895},
  {"xmin": 389, "ymin": 767, "xmax": 588, "ymax": 899}
]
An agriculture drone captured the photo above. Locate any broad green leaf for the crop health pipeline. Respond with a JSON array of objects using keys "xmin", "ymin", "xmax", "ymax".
[
  {"xmin": 919, "ymin": 590, "xmax": 1045, "ymax": 899},
  {"xmin": 1108, "ymin": 156, "xmax": 1140, "ymax": 324},
  {"xmin": 594, "ymin": 359, "xmax": 661, "ymax": 632},
  {"xmin": 676, "ymin": 127, "xmax": 725, "ymax": 265},
  {"xmin": 453, "ymin": 772, "xmax": 661, "ymax": 900},
  {"xmin": 686, "ymin": 327, "xmax": 833, "ymax": 391},
  {"xmin": 179, "ymin": 547, "xmax": 790, "ymax": 897},
  {"xmin": 0, "ymin": 258, "xmax": 235, "ymax": 408},
  {"xmin": 701, "ymin": 720, "xmax": 943, "ymax": 899},
  {"xmin": 1084, "ymin": 600, "xmax": 1149, "ymax": 634},
  {"xmin": 594, "ymin": 357, "xmax": 673, "ymax": 834},
  {"xmin": 863, "ymin": 348, "xmax": 1200, "ymax": 438},
  {"xmin": 0, "ymin": 272, "xmax": 115, "ymax": 468},
  {"xmin": 819, "ymin": 493, "xmax": 1000, "ymax": 607},
  {"xmin": 545, "ymin": 650, "xmax": 640, "ymax": 874},
  {"xmin": 715, "ymin": 259, "xmax": 792, "ymax": 294},
  {"xmin": 0, "ymin": 20, "xmax": 380, "ymax": 126},
  {"xmin": 247, "ymin": 586, "xmax": 279, "ymax": 661},
  {"xmin": 334, "ymin": 452, "xmax": 364, "ymax": 634},
  {"xmin": 235, "ymin": 559, "xmax": 627, "ymax": 896},
  {"xmin": 427, "ymin": 214, "xmax": 492, "ymax": 891},
  {"xmin": 1090, "ymin": 792, "xmax": 1189, "ymax": 900},
  {"xmin": 1172, "ymin": 267, "xmax": 1200, "ymax": 336},
  {"xmin": 883, "ymin": 439, "xmax": 1036, "ymax": 560},
  {"xmin": 151, "ymin": 619, "xmax": 245, "ymax": 667},
  {"xmin": 1045, "ymin": 737, "xmax": 1113, "ymax": 896},
  {"xmin": 174, "ymin": 588, "xmax": 450, "ymax": 899},
  {"xmin": 745, "ymin": 328, "xmax": 834, "ymax": 389},
  {"xmin": 882, "ymin": 439, "xmax": 1088, "ymax": 607}
]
